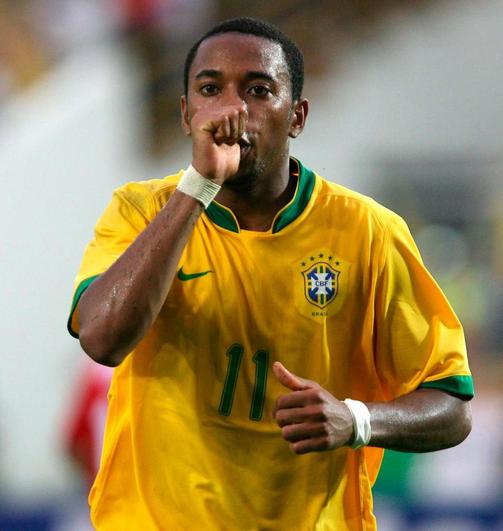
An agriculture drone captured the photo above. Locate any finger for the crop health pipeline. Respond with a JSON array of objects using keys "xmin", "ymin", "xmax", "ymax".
[
  {"xmin": 272, "ymin": 361, "xmax": 310, "ymax": 391},
  {"xmin": 228, "ymin": 110, "xmax": 239, "ymax": 141},
  {"xmin": 222, "ymin": 116, "xmax": 231, "ymax": 142},
  {"xmin": 281, "ymin": 422, "xmax": 328, "ymax": 443},
  {"xmin": 238, "ymin": 108, "xmax": 248, "ymax": 138},
  {"xmin": 213, "ymin": 127, "xmax": 224, "ymax": 144},
  {"xmin": 275, "ymin": 405, "xmax": 324, "ymax": 427},
  {"xmin": 274, "ymin": 389, "xmax": 321, "ymax": 412},
  {"xmin": 290, "ymin": 436, "xmax": 332, "ymax": 455},
  {"xmin": 213, "ymin": 116, "xmax": 230, "ymax": 144}
]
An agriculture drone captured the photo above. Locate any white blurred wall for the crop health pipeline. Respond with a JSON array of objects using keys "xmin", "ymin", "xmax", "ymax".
[
  {"xmin": 296, "ymin": 0, "xmax": 503, "ymax": 188},
  {"xmin": 0, "ymin": 0, "xmax": 502, "ymax": 502},
  {"xmin": 0, "ymin": 43, "xmax": 146, "ymax": 500}
]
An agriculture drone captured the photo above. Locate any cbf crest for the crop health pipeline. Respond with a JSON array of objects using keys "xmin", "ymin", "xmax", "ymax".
[
  {"xmin": 302, "ymin": 259, "xmax": 340, "ymax": 309},
  {"xmin": 293, "ymin": 251, "xmax": 349, "ymax": 319}
]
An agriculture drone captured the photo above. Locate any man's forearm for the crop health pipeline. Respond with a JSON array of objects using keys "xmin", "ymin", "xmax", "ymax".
[
  {"xmin": 78, "ymin": 190, "xmax": 203, "ymax": 366},
  {"xmin": 367, "ymin": 388, "xmax": 472, "ymax": 452}
]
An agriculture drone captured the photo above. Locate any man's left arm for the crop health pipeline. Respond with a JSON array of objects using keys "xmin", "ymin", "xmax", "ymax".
[
  {"xmin": 367, "ymin": 387, "xmax": 471, "ymax": 452},
  {"xmin": 273, "ymin": 362, "xmax": 472, "ymax": 454}
]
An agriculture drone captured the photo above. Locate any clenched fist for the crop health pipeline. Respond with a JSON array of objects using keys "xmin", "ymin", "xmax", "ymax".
[
  {"xmin": 272, "ymin": 362, "xmax": 355, "ymax": 454},
  {"xmin": 189, "ymin": 105, "xmax": 249, "ymax": 185}
]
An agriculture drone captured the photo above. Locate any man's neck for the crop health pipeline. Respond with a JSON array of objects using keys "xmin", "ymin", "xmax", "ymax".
[{"xmin": 215, "ymin": 156, "xmax": 296, "ymax": 232}]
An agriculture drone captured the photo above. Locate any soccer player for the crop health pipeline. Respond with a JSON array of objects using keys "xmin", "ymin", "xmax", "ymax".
[{"xmin": 68, "ymin": 17, "xmax": 473, "ymax": 530}]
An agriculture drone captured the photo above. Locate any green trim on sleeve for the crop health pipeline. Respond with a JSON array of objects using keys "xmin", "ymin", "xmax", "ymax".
[
  {"xmin": 419, "ymin": 375, "xmax": 474, "ymax": 399},
  {"xmin": 67, "ymin": 275, "xmax": 100, "ymax": 338}
]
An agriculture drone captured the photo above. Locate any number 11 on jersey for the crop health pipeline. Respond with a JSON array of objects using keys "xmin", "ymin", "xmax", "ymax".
[{"xmin": 218, "ymin": 344, "xmax": 269, "ymax": 421}]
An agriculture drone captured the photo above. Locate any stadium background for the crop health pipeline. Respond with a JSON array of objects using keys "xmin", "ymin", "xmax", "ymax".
[{"xmin": 1, "ymin": 0, "xmax": 502, "ymax": 529}]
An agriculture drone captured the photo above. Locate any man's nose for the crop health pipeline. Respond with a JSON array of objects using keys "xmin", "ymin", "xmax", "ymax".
[{"xmin": 222, "ymin": 88, "xmax": 247, "ymax": 110}]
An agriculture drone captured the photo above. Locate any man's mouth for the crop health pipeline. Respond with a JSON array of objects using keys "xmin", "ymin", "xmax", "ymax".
[{"xmin": 238, "ymin": 136, "xmax": 252, "ymax": 157}]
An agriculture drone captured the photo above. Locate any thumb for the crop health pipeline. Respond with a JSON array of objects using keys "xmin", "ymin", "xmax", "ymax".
[{"xmin": 272, "ymin": 361, "xmax": 311, "ymax": 391}]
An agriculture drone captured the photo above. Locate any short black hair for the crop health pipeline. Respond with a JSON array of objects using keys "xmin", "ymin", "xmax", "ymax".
[{"xmin": 183, "ymin": 17, "xmax": 304, "ymax": 102}]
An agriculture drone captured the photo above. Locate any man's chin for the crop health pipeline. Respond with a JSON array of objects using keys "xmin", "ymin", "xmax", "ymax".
[
  {"xmin": 225, "ymin": 160, "xmax": 265, "ymax": 193},
  {"xmin": 224, "ymin": 172, "xmax": 257, "ymax": 194}
]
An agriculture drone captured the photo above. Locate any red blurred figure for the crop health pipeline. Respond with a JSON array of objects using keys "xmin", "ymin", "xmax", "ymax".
[
  {"xmin": 64, "ymin": 359, "xmax": 113, "ymax": 486},
  {"xmin": 120, "ymin": 0, "xmax": 159, "ymax": 29}
]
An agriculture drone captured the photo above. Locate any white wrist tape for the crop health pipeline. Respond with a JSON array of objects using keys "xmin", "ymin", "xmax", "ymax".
[
  {"xmin": 344, "ymin": 399, "xmax": 372, "ymax": 449},
  {"xmin": 176, "ymin": 165, "xmax": 221, "ymax": 209}
]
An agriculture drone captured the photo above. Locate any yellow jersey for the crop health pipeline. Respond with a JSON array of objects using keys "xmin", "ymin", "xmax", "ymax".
[{"xmin": 68, "ymin": 158, "xmax": 473, "ymax": 531}]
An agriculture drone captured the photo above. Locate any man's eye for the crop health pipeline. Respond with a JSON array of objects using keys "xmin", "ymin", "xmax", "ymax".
[
  {"xmin": 200, "ymin": 84, "xmax": 219, "ymax": 96},
  {"xmin": 249, "ymin": 86, "xmax": 271, "ymax": 96}
]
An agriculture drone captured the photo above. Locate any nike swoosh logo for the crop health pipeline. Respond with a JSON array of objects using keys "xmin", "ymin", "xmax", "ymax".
[{"xmin": 177, "ymin": 267, "xmax": 213, "ymax": 281}]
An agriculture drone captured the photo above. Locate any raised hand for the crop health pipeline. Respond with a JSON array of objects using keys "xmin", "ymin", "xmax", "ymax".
[
  {"xmin": 190, "ymin": 105, "xmax": 248, "ymax": 185},
  {"xmin": 272, "ymin": 361, "xmax": 354, "ymax": 454}
]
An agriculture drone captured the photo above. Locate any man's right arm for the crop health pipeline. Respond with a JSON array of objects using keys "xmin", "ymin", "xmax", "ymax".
[
  {"xmin": 78, "ymin": 191, "xmax": 204, "ymax": 366},
  {"xmin": 77, "ymin": 104, "xmax": 247, "ymax": 366}
]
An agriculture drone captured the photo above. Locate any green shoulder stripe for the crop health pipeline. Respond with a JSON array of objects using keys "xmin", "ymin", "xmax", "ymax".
[
  {"xmin": 67, "ymin": 275, "xmax": 100, "ymax": 338},
  {"xmin": 419, "ymin": 375, "xmax": 474, "ymax": 399}
]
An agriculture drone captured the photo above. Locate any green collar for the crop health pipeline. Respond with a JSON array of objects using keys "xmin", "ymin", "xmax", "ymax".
[{"xmin": 205, "ymin": 158, "xmax": 316, "ymax": 234}]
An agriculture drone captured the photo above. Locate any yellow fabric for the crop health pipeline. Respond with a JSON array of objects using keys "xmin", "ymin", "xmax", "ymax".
[{"xmin": 70, "ymin": 161, "xmax": 471, "ymax": 531}]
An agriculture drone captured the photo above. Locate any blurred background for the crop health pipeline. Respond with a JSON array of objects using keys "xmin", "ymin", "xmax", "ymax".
[{"xmin": 1, "ymin": 0, "xmax": 502, "ymax": 529}]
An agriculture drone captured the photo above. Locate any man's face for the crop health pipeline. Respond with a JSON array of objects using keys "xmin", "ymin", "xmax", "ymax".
[{"xmin": 182, "ymin": 32, "xmax": 305, "ymax": 186}]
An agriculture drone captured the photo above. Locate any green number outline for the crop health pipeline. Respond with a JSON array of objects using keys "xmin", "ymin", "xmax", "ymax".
[
  {"xmin": 218, "ymin": 344, "xmax": 269, "ymax": 421},
  {"xmin": 250, "ymin": 350, "xmax": 269, "ymax": 421},
  {"xmin": 218, "ymin": 344, "xmax": 244, "ymax": 416}
]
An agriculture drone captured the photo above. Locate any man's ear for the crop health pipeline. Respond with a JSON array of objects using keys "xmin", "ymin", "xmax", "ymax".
[
  {"xmin": 180, "ymin": 95, "xmax": 191, "ymax": 136},
  {"xmin": 288, "ymin": 98, "xmax": 309, "ymax": 139}
]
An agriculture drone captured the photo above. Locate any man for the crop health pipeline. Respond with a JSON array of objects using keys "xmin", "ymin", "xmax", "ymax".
[{"xmin": 68, "ymin": 17, "xmax": 473, "ymax": 530}]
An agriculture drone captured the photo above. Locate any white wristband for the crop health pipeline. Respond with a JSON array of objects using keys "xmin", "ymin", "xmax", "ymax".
[
  {"xmin": 176, "ymin": 165, "xmax": 221, "ymax": 209},
  {"xmin": 344, "ymin": 399, "xmax": 372, "ymax": 449}
]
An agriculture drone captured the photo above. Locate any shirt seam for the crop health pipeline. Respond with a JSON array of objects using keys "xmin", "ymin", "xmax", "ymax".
[
  {"xmin": 115, "ymin": 186, "xmax": 155, "ymax": 225},
  {"xmin": 421, "ymin": 373, "xmax": 472, "ymax": 382}
]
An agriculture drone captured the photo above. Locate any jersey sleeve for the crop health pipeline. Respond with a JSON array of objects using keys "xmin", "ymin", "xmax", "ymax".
[
  {"xmin": 374, "ymin": 214, "xmax": 474, "ymax": 400},
  {"xmin": 67, "ymin": 185, "xmax": 152, "ymax": 338}
]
